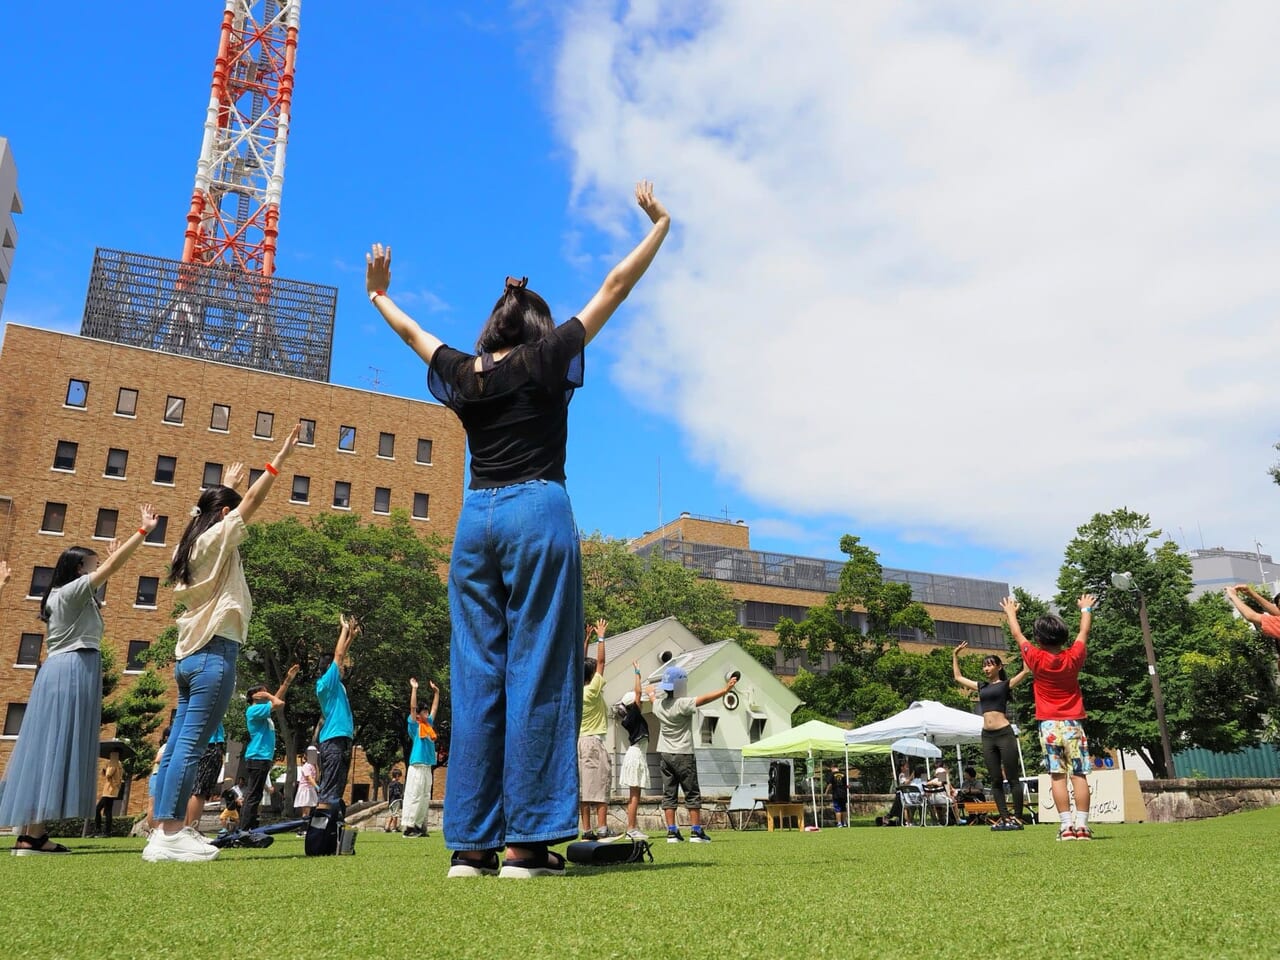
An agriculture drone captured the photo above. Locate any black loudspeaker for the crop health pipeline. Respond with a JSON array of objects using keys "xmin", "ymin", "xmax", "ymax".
[{"xmin": 768, "ymin": 761, "xmax": 791, "ymax": 803}]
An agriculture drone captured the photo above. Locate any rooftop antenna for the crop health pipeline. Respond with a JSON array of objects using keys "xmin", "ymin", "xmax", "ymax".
[
  {"xmin": 1255, "ymin": 540, "xmax": 1267, "ymax": 584},
  {"xmin": 362, "ymin": 365, "xmax": 382, "ymax": 389},
  {"xmin": 657, "ymin": 455, "xmax": 662, "ymax": 530}
]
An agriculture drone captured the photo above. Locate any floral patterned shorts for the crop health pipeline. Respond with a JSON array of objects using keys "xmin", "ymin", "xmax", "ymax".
[{"xmin": 1039, "ymin": 720, "xmax": 1091, "ymax": 775}]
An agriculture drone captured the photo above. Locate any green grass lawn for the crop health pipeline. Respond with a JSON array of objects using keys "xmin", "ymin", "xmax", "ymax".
[{"xmin": 2, "ymin": 807, "xmax": 1276, "ymax": 960}]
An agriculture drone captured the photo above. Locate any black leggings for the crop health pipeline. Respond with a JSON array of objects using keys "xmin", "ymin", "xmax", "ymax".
[
  {"xmin": 981, "ymin": 725, "xmax": 1023, "ymax": 819},
  {"xmin": 94, "ymin": 796, "xmax": 115, "ymax": 834}
]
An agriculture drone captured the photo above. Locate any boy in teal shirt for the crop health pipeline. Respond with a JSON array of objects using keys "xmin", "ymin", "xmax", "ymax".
[
  {"xmin": 315, "ymin": 615, "xmax": 359, "ymax": 812},
  {"xmin": 242, "ymin": 664, "xmax": 298, "ymax": 829}
]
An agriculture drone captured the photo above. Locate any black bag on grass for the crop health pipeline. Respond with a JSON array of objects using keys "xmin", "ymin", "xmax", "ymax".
[
  {"xmin": 305, "ymin": 802, "xmax": 347, "ymax": 857},
  {"xmin": 566, "ymin": 838, "xmax": 653, "ymax": 866}
]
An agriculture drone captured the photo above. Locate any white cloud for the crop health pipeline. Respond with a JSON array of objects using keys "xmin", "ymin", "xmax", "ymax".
[{"xmin": 550, "ymin": 1, "xmax": 1280, "ymax": 573}]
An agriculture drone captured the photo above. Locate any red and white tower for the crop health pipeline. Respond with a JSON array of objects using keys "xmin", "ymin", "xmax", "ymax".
[{"xmin": 182, "ymin": 0, "xmax": 301, "ymax": 276}]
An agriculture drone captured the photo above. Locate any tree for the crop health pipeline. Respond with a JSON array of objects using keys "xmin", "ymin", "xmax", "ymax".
[
  {"xmin": 99, "ymin": 645, "xmax": 167, "ymax": 781},
  {"xmin": 1052, "ymin": 508, "xmax": 1280, "ymax": 776},
  {"xmin": 775, "ymin": 534, "xmax": 935, "ymax": 668},
  {"xmin": 580, "ymin": 534, "xmax": 775, "ymax": 667},
  {"xmin": 149, "ymin": 511, "xmax": 452, "ymax": 801}
]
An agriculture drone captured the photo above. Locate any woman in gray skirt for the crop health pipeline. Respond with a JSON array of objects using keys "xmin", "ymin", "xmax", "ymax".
[{"xmin": 0, "ymin": 505, "xmax": 159, "ymax": 854}]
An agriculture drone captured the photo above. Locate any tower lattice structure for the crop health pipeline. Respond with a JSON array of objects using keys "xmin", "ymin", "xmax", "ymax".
[{"xmin": 182, "ymin": 0, "xmax": 301, "ymax": 276}]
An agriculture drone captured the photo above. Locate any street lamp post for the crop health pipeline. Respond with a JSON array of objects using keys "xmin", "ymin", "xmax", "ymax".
[{"xmin": 1111, "ymin": 572, "xmax": 1177, "ymax": 779}]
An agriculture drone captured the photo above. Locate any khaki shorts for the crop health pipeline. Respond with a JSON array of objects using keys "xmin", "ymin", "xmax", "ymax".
[{"xmin": 577, "ymin": 734, "xmax": 611, "ymax": 803}]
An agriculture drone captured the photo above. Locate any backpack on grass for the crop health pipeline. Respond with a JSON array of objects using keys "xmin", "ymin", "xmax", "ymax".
[{"xmin": 565, "ymin": 838, "xmax": 653, "ymax": 866}]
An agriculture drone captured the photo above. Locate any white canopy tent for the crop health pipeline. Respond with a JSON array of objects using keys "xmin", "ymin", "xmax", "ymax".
[{"xmin": 844, "ymin": 699, "xmax": 1025, "ymax": 786}]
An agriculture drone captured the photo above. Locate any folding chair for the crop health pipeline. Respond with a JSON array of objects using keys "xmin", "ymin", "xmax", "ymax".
[{"xmin": 897, "ymin": 784, "xmax": 925, "ymax": 826}]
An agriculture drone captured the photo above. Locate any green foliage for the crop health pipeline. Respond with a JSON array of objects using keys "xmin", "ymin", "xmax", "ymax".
[
  {"xmin": 581, "ymin": 533, "xmax": 760, "ymax": 648},
  {"xmin": 1049, "ymin": 507, "xmax": 1280, "ymax": 776},
  {"xmin": 776, "ymin": 534, "xmax": 934, "ymax": 667},
  {"xmin": 100, "ymin": 644, "xmax": 167, "ymax": 780}
]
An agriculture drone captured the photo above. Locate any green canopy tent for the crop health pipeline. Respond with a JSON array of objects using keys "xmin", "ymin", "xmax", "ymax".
[{"xmin": 740, "ymin": 720, "xmax": 891, "ymax": 827}]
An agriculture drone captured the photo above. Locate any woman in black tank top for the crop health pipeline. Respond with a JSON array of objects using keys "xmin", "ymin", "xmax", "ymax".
[{"xmin": 952, "ymin": 641, "xmax": 1031, "ymax": 831}]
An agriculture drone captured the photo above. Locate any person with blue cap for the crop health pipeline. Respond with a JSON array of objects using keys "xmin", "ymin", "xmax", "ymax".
[{"xmin": 652, "ymin": 665, "xmax": 737, "ymax": 843}]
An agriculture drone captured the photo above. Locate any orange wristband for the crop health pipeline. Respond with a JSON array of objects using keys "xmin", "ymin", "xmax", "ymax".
[
  {"xmin": 138, "ymin": 527, "xmax": 149, "ymax": 537},
  {"xmin": 264, "ymin": 463, "xmax": 279, "ymax": 476}
]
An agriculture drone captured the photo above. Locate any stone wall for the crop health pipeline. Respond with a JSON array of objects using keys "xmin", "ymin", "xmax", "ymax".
[{"xmin": 1139, "ymin": 778, "xmax": 1280, "ymax": 822}]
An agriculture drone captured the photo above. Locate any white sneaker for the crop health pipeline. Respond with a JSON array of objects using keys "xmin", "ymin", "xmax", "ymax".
[
  {"xmin": 142, "ymin": 826, "xmax": 220, "ymax": 862},
  {"xmin": 626, "ymin": 829, "xmax": 649, "ymax": 841}
]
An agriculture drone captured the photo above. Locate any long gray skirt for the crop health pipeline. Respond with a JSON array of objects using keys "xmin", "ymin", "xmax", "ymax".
[{"xmin": 0, "ymin": 648, "xmax": 102, "ymax": 827}]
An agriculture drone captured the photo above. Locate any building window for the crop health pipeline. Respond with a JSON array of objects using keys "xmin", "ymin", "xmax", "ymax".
[
  {"xmin": 125, "ymin": 640, "xmax": 151, "ymax": 672},
  {"xmin": 254, "ymin": 411, "xmax": 274, "ymax": 439},
  {"xmin": 749, "ymin": 717, "xmax": 767, "ymax": 743},
  {"xmin": 373, "ymin": 487, "xmax": 391, "ymax": 514},
  {"xmin": 291, "ymin": 475, "xmax": 310, "ymax": 504},
  {"xmin": 299, "ymin": 419, "xmax": 316, "ymax": 446},
  {"xmin": 104, "ymin": 448, "xmax": 129, "ymax": 479},
  {"xmin": 154, "ymin": 455, "xmax": 177, "ymax": 485},
  {"xmin": 28, "ymin": 567, "xmax": 53, "ymax": 599},
  {"xmin": 135, "ymin": 577, "xmax": 159, "ymax": 608},
  {"xmin": 145, "ymin": 516, "xmax": 168, "ymax": 545},
  {"xmin": 164, "ymin": 395, "xmax": 185, "ymax": 424},
  {"xmin": 210, "ymin": 404, "xmax": 230, "ymax": 432},
  {"xmin": 3, "ymin": 703, "xmax": 26, "ymax": 737},
  {"xmin": 338, "ymin": 425, "xmax": 356, "ymax": 452},
  {"xmin": 65, "ymin": 378, "xmax": 89, "ymax": 408},
  {"xmin": 378, "ymin": 432, "xmax": 395, "ymax": 459},
  {"xmin": 95, "ymin": 508, "xmax": 119, "ymax": 540},
  {"xmin": 249, "ymin": 468, "xmax": 265, "ymax": 486},
  {"xmin": 53, "ymin": 440, "xmax": 78, "ymax": 472},
  {"xmin": 202, "ymin": 462, "xmax": 223, "ymax": 489},
  {"xmin": 333, "ymin": 481, "xmax": 351, "ymax": 509},
  {"xmin": 700, "ymin": 715, "xmax": 719, "ymax": 746},
  {"xmin": 17, "ymin": 633, "xmax": 42, "ymax": 666},
  {"xmin": 40, "ymin": 502, "xmax": 67, "ymax": 534},
  {"xmin": 116, "ymin": 387, "xmax": 138, "ymax": 416},
  {"xmin": 412, "ymin": 492, "xmax": 429, "ymax": 520},
  {"xmin": 416, "ymin": 439, "xmax": 433, "ymax": 465}
]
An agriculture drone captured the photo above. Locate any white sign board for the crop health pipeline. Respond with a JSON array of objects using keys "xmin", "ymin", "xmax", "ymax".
[{"xmin": 1037, "ymin": 769, "xmax": 1146, "ymax": 823}]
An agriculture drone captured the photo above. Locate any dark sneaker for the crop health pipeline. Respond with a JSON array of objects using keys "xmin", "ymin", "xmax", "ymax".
[
  {"xmin": 689, "ymin": 829, "xmax": 711, "ymax": 844},
  {"xmin": 447, "ymin": 850, "xmax": 500, "ymax": 878},
  {"xmin": 595, "ymin": 827, "xmax": 614, "ymax": 841},
  {"xmin": 666, "ymin": 829, "xmax": 685, "ymax": 843},
  {"xmin": 581, "ymin": 830, "xmax": 598, "ymax": 842}
]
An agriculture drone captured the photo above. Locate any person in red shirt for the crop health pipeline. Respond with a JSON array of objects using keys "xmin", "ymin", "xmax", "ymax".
[
  {"xmin": 1001, "ymin": 593, "xmax": 1098, "ymax": 841},
  {"xmin": 1223, "ymin": 584, "xmax": 1280, "ymax": 673}
]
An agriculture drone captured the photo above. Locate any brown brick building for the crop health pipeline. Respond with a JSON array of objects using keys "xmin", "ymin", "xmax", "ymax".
[
  {"xmin": 630, "ymin": 513, "xmax": 1009, "ymax": 673},
  {"xmin": 0, "ymin": 323, "xmax": 464, "ymax": 811}
]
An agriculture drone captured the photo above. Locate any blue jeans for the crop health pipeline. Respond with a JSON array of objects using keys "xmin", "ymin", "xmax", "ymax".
[
  {"xmin": 443, "ymin": 480, "xmax": 583, "ymax": 851},
  {"xmin": 153, "ymin": 636, "xmax": 239, "ymax": 822}
]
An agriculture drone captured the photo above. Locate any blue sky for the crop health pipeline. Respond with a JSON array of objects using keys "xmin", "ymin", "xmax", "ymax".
[{"xmin": 5, "ymin": 2, "xmax": 1280, "ymax": 595}]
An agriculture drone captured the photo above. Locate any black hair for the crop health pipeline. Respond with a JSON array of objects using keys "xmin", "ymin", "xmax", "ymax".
[
  {"xmin": 964, "ymin": 766, "xmax": 976, "ymax": 777},
  {"xmin": 160, "ymin": 726, "xmax": 171, "ymax": 743},
  {"xmin": 1271, "ymin": 592, "xmax": 1280, "ymax": 608},
  {"xmin": 41, "ymin": 546, "xmax": 99, "ymax": 622},
  {"xmin": 475, "ymin": 284, "xmax": 554, "ymax": 354},
  {"xmin": 1033, "ymin": 614, "xmax": 1070, "ymax": 650},
  {"xmin": 983, "ymin": 654, "xmax": 1009, "ymax": 682},
  {"xmin": 246, "ymin": 684, "xmax": 268, "ymax": 700},
  {"xmin": 168, "ymin": 485, "xmax": 244, "ymax": 586},
  {"xmin": 583, "ymin": 658, "xmax": 598, "ymax": 685}
]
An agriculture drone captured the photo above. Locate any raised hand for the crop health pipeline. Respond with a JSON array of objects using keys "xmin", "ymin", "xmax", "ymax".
[
  {"xmin": 1000, "ymin": 596, "xmax": 1019, "ymax": 618},
  {"xmin": 366, "ymin": 243, "xmax": 392, "ymax": 294},
  {"xmin": 954, "ymin": 641, "xmax": 969, "ymax": 656},
  {"xmin": 428, "ymin": 680, "xmax": 439, "ymax": 693},
  {"xmin": 1078, "ymin": 594, "xmax": 1098, "ymax": 611},
  {"xmin": 279, "ymin": 422, "xmax": 302, "ymax": 460},
  {"xmin": 139, "ymin": 503, "xmax": 160, "ymax": 533},
  {"xmin": 285, "ymin": 663, "xmax": 301, "ymax": 682},
  {"xmin": 0, "ymin": 560, "xmax": 9, "ymax": 588},
  {"xmin": 224, "ymin": 463, "xmax": 248, "ymax": 491},
  {"xmin": 594, "ymin": 618, "xmax": 608, "ymax": 640},
  {"xmin": 409, "ymin": 677, "xmax": 418, "ymax": 690},
  {"xmin": 635, "ymin": 180, "xmax": 669, "ymax": 224}
]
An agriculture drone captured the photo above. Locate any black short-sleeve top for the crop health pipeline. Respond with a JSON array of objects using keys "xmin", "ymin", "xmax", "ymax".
[
  {"xmin": 977, "ymin": 679, "xmax": 1011, "ymax": 716},
  {"xmin": 427, "ymin": 318, "xmax": 585, "ymax": 489}
]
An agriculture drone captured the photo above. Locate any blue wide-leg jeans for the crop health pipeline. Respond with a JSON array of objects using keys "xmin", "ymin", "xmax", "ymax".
[
  {"xmin": 443, "ymin": 479, "xmax": 583, "ymax": 851},
  {"xmin": 153, "ymin": 636, "xmax": 239, "ymax": 822}
]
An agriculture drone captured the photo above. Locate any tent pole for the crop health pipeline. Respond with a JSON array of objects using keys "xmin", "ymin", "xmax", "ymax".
[{"xmin": 808, "ymin": 748, "xmax": 817, "ymax": 828}]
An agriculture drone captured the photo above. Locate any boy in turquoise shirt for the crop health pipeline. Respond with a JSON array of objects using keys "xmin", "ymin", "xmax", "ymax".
[{"xmin": 315, "ymin": 615, "xmax": 359, "ymax": 812}]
